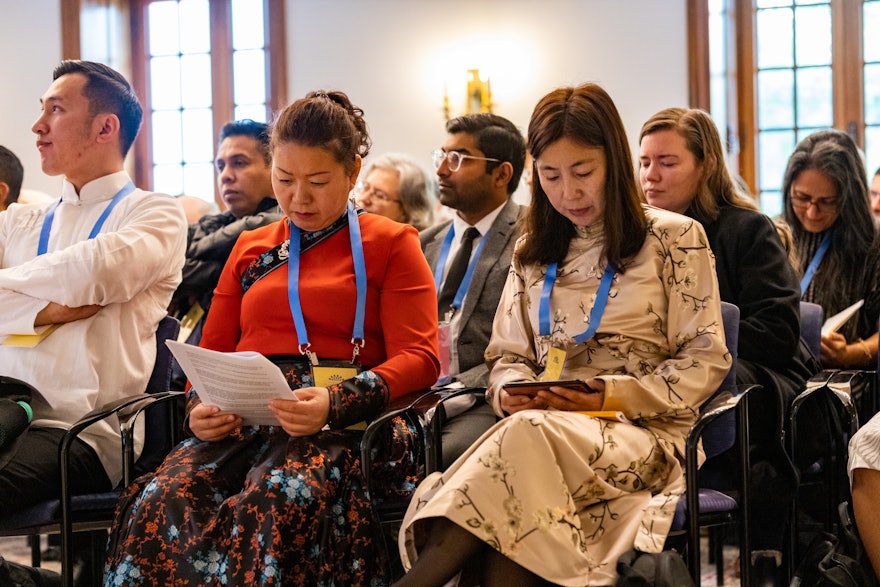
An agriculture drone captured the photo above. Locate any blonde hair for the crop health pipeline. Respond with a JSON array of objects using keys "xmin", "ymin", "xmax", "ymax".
[{"xmin": 639, "ymin": 107, "xmax": 757, "ymax": 226}]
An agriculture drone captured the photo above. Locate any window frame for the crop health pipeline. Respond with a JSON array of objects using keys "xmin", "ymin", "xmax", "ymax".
[
  {"xmin": 689, "ymin": 0, "xmax": 869, "ymax": 204},
  {"xmin": 63, "ymin": 0, "xmax": 287, "ymax": 200}
]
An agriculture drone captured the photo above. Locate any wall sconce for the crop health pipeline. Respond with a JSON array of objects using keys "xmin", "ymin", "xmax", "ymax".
[{"xmin": 444, "ymin": 68, "xmax": 493, "ymax": 121}]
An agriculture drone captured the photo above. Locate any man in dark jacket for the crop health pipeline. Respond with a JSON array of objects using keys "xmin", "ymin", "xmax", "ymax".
[{"xmin": 170, "ymin": 120, "xmax": 282, "ymax": 387}]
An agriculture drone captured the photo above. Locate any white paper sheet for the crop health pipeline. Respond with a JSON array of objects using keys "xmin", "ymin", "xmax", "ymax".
[
  {"xmin": 166, "ymin": 340, "xmax": 297, "ymax": 425},
  {"xmin": 821, "ymin": 299, "xmax": 865, "ymax": 337}
]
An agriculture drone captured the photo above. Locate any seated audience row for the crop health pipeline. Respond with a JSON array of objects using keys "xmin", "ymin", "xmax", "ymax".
[{"xmin": 2, "ymin": 56, "xmax": 878, "ymax": 586}]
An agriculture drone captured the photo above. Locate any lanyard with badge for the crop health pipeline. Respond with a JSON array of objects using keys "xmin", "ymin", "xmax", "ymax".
[
  {"xmin": 538, "ymin": 262, "xmax": 615, "ymax": 381},
  {"xmin": 287, "ymin": 202, "xmax": 365, "ymax": 387},
  {"xmin": 433, "ymin": 226, "xmax": 486, "ymax": 382},
  {"xmin": 799, "ymin": 231, "xmax": 831, "ymax": 296},
  {"xmin": 37, "ymin": 181, "xmax": 135, "ymax": 256}
]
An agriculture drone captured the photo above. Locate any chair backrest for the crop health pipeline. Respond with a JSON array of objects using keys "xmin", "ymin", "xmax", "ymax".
[
  {"xmin": 800, "ymin": 301, "xmax": 824, "ymax": 362},
  {"xmin": 701, "ymin": 301, "xmax": 740, "ymax": 459},
  {"xmin": 134, "ymin": 315, "xmax": 181, "ymax": 476},
  {"xmin": 146, "ymin": 315, "xmax": 181, "ymax": 394}
]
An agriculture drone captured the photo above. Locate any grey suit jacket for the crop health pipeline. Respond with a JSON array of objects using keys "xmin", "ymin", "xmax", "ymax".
[{"xmin": 420, "ymin": 198, "xmax": 526, "ymax": 387}]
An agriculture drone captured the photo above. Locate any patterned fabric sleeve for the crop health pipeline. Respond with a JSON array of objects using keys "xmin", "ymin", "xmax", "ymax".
[
  {"xmin": 326, "ymin": 370, "xmax": 390, "ymax": 430},
  {"xmin": 598, "ymin": 218, "xmax": 729, "ymax": 421}
]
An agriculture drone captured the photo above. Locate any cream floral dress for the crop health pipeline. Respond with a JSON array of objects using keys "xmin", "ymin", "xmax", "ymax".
[{"xmin": 399, "ymin": 206, "xmax": 731, "ymax": 586}]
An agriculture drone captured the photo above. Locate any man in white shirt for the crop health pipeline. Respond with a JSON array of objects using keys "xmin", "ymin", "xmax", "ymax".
[
  {"xmin": 0, "ymin": 60, "xmax": 186, "ymax": 517},
  {"xmin": 420, "ymin": 113, "xmax": 527, "ymax": 467}
]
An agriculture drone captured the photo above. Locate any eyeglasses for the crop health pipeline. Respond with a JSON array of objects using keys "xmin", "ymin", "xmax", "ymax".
[
  {"xmin": 353, "ymin": 180, "xmax": 399, "ymax": 204},
  {"xmin": 790, "ymin": 192, "xmax": 839, "ymax": 212},
  {"xmin": 432, "ymin": 149, "xmax": 501, "ymax": 173}
]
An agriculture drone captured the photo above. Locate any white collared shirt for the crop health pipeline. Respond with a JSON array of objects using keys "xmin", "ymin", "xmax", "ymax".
[
  {"xmin": 0, "ymin": 171, "xmax": 187, "ymax": 484},
  {"xmin": 439, "ymin": 201, "xmax": 507, "ymax": 284}
]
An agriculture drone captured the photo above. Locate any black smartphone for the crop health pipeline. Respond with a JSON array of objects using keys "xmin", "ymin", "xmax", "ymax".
[{"xmin": 503, "ymin": 379, "xmax": 593, "ymax": 395}]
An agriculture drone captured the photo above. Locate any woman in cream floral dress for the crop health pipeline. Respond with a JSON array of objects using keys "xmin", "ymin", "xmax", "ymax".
[{"xmin": 394, "ymin": 83, "xmax": 730, "ymax": 586}]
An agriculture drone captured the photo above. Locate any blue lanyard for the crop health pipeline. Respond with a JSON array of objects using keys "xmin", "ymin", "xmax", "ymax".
[
  {"xmin": 432, "ymin": 225, "xmax": 486, "ymax": 312},
  {"xmin": 287, "ymin": 203, "xmax": 367, "ymax": 363},
  {"xmin": 800, "ymin": 231, "xmax": 831, "ymax": 296},
  {"xmin": 37, "ymin": 181, "xmax": 135, "ymax": 256},
  {"xmin": 539, "ymin": 263, "xmax": 615, "ymax": 343}
]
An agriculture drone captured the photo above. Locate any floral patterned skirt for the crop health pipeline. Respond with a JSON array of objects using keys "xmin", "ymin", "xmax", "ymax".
[
  {"xmin": 104, "ymin": 427, "xmax": 388, "ymax": 586},
  {"xmin": 104, "ymin": 356, "xmax": 421, "ymax": 586},
  {"xmin": 399, "ymin": 410, "xmax": 683, "ymax": 587}
]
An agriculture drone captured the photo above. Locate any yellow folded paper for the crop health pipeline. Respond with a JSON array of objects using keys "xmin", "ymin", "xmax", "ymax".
[
  {"xmin": 2, "ymin": 324, "xmax": 61, "ymax": 347},
  {"xmin": 579, "ymin": 410, "xmax": 630, "ymax": 423}
]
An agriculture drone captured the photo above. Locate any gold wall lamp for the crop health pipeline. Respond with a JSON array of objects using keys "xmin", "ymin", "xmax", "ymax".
[{"xmin": 444, "ymin": 68, "xmax": 493, "ymax": 121}]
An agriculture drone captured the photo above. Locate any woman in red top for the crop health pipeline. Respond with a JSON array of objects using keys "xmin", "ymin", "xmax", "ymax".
[{"xmin": 105, "ymin": 91, "xmax": 439, "ymax": 586}]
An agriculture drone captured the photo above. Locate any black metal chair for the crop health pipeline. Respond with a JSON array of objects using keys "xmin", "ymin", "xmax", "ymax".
[
  {"xmin": 0, "ymin": 315, "xmax": 184, "ymax": 587},
  {"xmin": 661, "ymin": 301, "xmax": 758, "ymax": 585},
  {"xmin": 788, "ymin": 369, "xmax": 861, "ymax": 576}
]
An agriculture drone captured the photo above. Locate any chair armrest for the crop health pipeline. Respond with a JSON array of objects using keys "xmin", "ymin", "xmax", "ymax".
[
  {"xmin": 59, "ymin": 391, "xmax": 186, "ymax": 488},
  {"xmin": 684, "ymin": 382, "xmax": 760, "ymax": 583}
]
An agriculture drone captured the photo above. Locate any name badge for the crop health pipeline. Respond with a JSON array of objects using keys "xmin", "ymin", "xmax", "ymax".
[
  {"xmin": 312, "ymin": 364, "xmax": 360, "ymax": 388},
  {"xmin": 542, "ymin": 346, "xmax": 567, "ymax": 381}
]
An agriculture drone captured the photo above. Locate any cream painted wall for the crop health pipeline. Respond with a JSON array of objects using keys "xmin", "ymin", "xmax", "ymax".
[
  {"xmin": 0, "ymin": 0, "xmax": 689, "ymax": 199},
  {"xmin": 0, "ymin": 0, "xmax": 64, "ymax": 196},
  {"xmin": 286, "ymin": 0, "xmax": 690, "ymax": 201}
]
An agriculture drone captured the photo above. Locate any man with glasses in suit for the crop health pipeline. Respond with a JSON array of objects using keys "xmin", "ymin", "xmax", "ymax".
[{"xmin": 422, "ymin": 113, "xmax": 527, "ymax": 467}]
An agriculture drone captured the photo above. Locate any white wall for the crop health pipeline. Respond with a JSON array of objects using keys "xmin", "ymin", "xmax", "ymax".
[
  {"xmin": 286, "ymin": 0, "xmax": 690, "ymax": 198},
  {"xmin": 0, "ymin": 0, "xmax": 64, "ymax": 196},
  {"xmin": 0, "ymin": 0, "xmax": 690, "ymax": 198}
]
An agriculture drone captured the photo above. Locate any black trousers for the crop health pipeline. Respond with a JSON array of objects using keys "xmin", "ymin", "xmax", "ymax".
[{"xmin": 0, "ymin": 427, "xmax": 111, "ymax": 519}]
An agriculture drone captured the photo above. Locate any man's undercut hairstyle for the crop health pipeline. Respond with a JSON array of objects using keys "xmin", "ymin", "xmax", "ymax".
[
  {"xmin": 53, "ymin": 60, "xmax": 143, "ymax": 158},
  {"xmin": 219, "ymin": 119, "xmax": 272, "ymax": 165}
]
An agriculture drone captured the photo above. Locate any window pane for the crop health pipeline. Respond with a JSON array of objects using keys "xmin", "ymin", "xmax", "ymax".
[
  {"xmin": 758, "ymin": 69, "xmax": 795, "ymax": 129},
  {"xmin": 179, "ymin": 0, "xmax": 210, "ymax": 54},
  {"xmin": 233, "ymin": 50, "xmax": 266, "ymax": 106},
  {"xmin": 235, "ymin": 104, "xmax": 268, "ymax": 123},
  {"xmin": 232, "ymin": 0, "xmax": 265, "ymax": 49},
  {"xmin": 866, "ymin": 2, "xmax": 880, "ymax": 62},
  {"xmin": 151, "ymin": 111, "xmax": 183, "ymax": 165},
  {"xmin": 759, "ymin": 190, "xmax": 783, "ymax": 217},
  {"xmin": 796, "ymin": 67, "xmax": 832, "ymax": 128},
  {"xmin": 759, "ymin": 130, "xmax": 796, "ymax": 191},
  {"xmin": 757, "ymin": 8, "xmax": 794, "ymax": 68},
  {"xmin": 794, "ymin": 4, "xmax": 831, "ymax": 66},
  {"xmin": 181, "ymin": 109, "xmax": 214, "ymax": 162},
  {"xmin": 180, "ymin": 53, "xmax": 212, "ymax": 108},
  {"xmin": 148, "ymin": 1, "xmax": 179, "ymax": 56},
  {"xmin": 183, "ymin": 162, "xmax": 215, "ymax": 200},
  {"xmin": 866, "ymin": 64, "xmax": 880, "ymax": 125},
  {"xmin": 710, "ymin": 76, "xmax": 728, "ymax": 147},
  {"xmin": 154, "ymin": 164, "xmax": 184, "ymax": 196},
  {"xmin": 150, "ymin": 56, "xmax": 182, "ymax": 110},
  {"xmin": 757, "ymin": 0, "xmax": 791, "ymax": 7},
  {"xmin": 709, "ymin": 10, "xmax": 726, "ymax": 74},
  {"xmin": 866, "ymin": 127, "xmax": 880, "ymax": 175}
]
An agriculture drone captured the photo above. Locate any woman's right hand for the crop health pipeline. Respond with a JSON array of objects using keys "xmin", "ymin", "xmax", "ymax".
[
  {"xmin": 189, "ymin": 403, "xmax": 243, "ymax": 441},
  {"xmin": 499, "ymin": 388, "xmax": 549, "ymax": 415}
]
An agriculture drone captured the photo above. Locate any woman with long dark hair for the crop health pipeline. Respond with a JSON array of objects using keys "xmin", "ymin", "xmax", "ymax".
[
  {"xmin": 783, "ymin": 129, "xmax": 880, "ymax": 368},
  {"xmin": 393, "ymin": 84, "xmax": 729, "ymax": 586}
]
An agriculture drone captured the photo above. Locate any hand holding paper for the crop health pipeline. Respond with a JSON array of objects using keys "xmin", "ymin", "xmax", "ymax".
[
  {"xmin": 821, "ymin": 299, "xmax": 864, "ymax": 337},
  {"xmin": 166, "ymin": 340, "xmax": 296, "ymax": 426}
]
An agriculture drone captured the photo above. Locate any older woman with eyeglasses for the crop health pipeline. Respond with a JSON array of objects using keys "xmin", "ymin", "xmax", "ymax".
[
  {"xmin": 354, "ymin": 153, "xmax": 437, "ymax": 231},
  {"xmin": 783, "ymin": 129, "xmax": 880, "ymax": 368}
]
